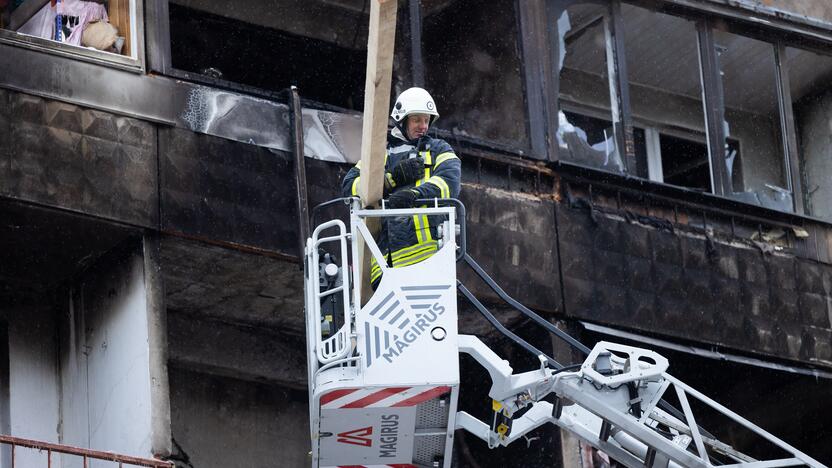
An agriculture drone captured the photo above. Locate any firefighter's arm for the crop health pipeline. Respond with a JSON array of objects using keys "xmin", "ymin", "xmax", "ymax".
[
  {"xmin": 413, "ymin": 149, "xmax": 461, "ymax": 200},
  {"xmin": 341, "ymin": 162, "xmax": 362, "ymax": 197}
]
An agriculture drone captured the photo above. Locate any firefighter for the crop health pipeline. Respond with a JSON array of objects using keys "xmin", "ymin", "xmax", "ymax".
[{"xmin": 341, "ymin": 87, "xmax": 461, "ymax": 286}]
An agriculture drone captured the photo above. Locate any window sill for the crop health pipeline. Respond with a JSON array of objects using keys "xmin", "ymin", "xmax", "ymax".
[
  {"xmin": 0, "ymin": 29, "xmax": 142, "ymax": 73},
  {"xmin": 553, "ymin": 159, "xmax": 832, "ymax": 228}
]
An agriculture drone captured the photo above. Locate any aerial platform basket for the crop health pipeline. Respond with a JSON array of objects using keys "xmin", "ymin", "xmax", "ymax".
[{"xmin": 305, "ymin": 199, "xmax": 461, "ymax": 468}]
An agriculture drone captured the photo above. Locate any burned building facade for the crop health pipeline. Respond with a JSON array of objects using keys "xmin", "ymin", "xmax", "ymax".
[{"xmin": 1, "ymin": 0, "xmax": 832, "ymax": 466}]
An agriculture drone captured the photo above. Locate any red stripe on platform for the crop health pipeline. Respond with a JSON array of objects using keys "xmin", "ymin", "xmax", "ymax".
[
  {"xmin": 391, "ymin": 386, "xmax": 451, "ymax": 407},
  {"xmin": 340, "ymin": 387, "xmax": 411, "ymax": 408},
  {"xmin": 320, "ymin": 388, "xmax": 359, "ymax": 406}
]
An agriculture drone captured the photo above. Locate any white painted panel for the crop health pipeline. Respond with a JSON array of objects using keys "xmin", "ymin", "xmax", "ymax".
[
  {"xmin": 83, "ymin": 252, "xmax": 153, "ymax": 462},
  {"xmin": 7, "ymin": 305, "xmax": 60, "ymax": 467}
]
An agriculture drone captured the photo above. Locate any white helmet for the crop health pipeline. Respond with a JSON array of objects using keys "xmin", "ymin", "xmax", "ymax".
[{"xmin": 390, "ymin": 87, "xmax": 439, "ymax": 124}]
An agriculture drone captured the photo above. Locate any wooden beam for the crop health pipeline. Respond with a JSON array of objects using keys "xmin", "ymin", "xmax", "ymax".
[
  {"xmin": 358, "ymin": 0, "xmax": 398, "ymax": 207},
  {"xmin": 356, "ymin": 0, "xmax": 397, "ymax": 302}
]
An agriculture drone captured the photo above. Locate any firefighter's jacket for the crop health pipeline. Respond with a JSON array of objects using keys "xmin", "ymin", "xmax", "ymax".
[{"xmin": 341, "ymin": 128, "xmax": 461, "ymax": 283}]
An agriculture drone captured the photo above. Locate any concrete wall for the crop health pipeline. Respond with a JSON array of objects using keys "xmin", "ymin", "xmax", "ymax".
[
  {"xmin": 423, "ymin": 0, "xmax": 527, "ymax": 146},
  {"xmin": 169, "ymin": 367, "xmax": 310, "ymax": 468}
]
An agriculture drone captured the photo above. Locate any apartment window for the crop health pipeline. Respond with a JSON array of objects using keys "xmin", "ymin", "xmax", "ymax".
[
  {"xmin": 548, "ymin": 0, "xmax": 817, "ymax": 214},
  {"xmin": 619, "ymin": 4, "xmax": 713, "ymax": 191},
  {"xmin": 422, "ymin": 0, "xmax": 528, "ymax": 147},
  {"xmin": 0, "ymin": 0, "xmax": 139, "ymax": 60},
  {"xmin": 555, "ymin": 1, "xmax": 624, "ymax": 173},
  {"xmin": 786, "ymin": 46, "xmax": 832, "ymax": 221},
  {"xmin": 713, "ymin": 29, "xmax": 793, "ymax": 211}
]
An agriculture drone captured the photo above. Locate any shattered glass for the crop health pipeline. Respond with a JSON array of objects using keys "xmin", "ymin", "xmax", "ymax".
[
  {"xmin": 556, "ymin": 3, "xmax": 624, "ymax": 173},
  {"xmin": 713, "ymin": 30, "xmax": 794, "ymax": 211}
]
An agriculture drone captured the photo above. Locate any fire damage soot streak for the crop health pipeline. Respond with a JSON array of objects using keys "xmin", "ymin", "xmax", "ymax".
[
  {"xmin": 379, "ymin": 414, "xmax": 400, "ymax": 458},
  {"xmin": 381, "ymin": 303, "xmax": 445, "ymax": 363}
]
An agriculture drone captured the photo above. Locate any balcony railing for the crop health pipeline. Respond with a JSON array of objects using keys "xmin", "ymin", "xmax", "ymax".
[{"xmin": 0, "ymin": 435, "xmax": 173, "ymax": 467}]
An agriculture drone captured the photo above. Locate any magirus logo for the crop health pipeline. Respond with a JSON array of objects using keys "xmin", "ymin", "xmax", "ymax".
[
  {"xmin": 337, "ymin": 426, "xmax": 373, "ymax": 447},
  {"xmin": 363, "ymin": 285, "xmax": 451, "ymax": 367},
  {"xmin": 335, "ymin": 416, "xmax": 402, "ymax": 458}
]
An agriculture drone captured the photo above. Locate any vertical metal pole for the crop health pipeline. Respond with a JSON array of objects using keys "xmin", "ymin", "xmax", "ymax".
[
  {"xmin": 774, "ymin": 42, "xmax": 804, "ymax": 214},
  {"xmin": 696, "ymin": 20, "xmax": 730, "ymax": 196},
  {"xmin": 47, "ymin": 449, "xmax": 51, "ymax": 468},
  {"xmin": 289, "ymin": 86, "xmax": 311, "ymax": 265},
  {"xmin": 146, "ymin": 0, "xmax": 173, "ymax": 74},
  {"xmin": 408, "ymin": 0, "xmax": 425, "ymax": 87},
  {"xmin": 11, "ymin": 443, "xmax": 14, "ymax": 467},
  {"xmin": 517, "ymin": 0, "xmax": 557, "ymax": 160},
  {"xmin": 607, "ymin": 0, "xmax": 637, "ymax": 175}
]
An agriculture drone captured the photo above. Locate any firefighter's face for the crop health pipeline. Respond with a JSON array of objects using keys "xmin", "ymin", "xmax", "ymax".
[{"xmin": 406, "ymin": 114, "xmax": 430, "ymax": 140}]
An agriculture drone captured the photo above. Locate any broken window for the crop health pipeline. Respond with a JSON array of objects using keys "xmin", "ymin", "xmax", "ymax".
[
  {"xmin": 1, "ymin": 0, "xmax": 138, "ymax": 58},
  {"xmin": 421, "ymin": 0, "xmax": 527, "ymax": 147},
  {"xmin": 168, "ymin": 0, "xmax": 389, "ymax": 110},
  {"xmin": 713, "ymin": 30, "xmax": 794, "ymax": 212},
  {"xmin": 555, "ymin": 1, "xmax": 623, "ymax": 173},
  {"xmin": 786, "ymin": 46, "xmax": 832, "ymax": 221},
  {"xmin": 619, "ymin": 4, "xmax": 713, "ymax": 191}
]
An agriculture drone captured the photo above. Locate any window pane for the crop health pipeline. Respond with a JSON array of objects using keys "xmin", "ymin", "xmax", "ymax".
[
  {"xmin": 422, "ymin": 0, "xmax": 527, "ymax": 146},
  {"xmin": 714, "ymin": 30, "xmax": 792, "ymax": 211},
  {"xmin": 2, "ymin": 0, "xmax": 135, "ymax": 57},
  {"xmin": 169, "ymin": 0, "xmax": 398, "ymax": 110},
  {"xmin": 556, "ymin": 2, "xmax": 623, "ymax": 173},
  {"xmin": 621, "ymin": 4, "xmax": 711, "ymax": 190},
  {"xmin": 787, "ymin": 46, "xmax": 832, "ymax": 221}
]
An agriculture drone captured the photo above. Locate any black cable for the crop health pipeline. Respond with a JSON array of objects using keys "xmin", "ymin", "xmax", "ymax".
[
  {"xmin": 463, "ymin": 253, "xmax": 591, "ymax": 355},
  {"xmin": 461, "ymin": 253, "xmax": 717, "ymax": 440},
  {"xmin": 458, "ymin": 281, "xmax": 562, "ymax": 369}
]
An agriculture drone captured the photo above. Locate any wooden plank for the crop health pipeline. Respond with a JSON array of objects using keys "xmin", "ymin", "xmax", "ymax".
[
  {"xmin": 108, "ymin": 0, "xmax": 131, "ymax": 56},
  {"xmin": 357, "ymin": 0, "xmax": 397, "ymax": 301}
]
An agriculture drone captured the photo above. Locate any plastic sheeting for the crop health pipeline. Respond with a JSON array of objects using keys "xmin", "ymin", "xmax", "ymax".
[{"xmin": 17, "ymin": 0, "xmax": 108, "ymax": 46}]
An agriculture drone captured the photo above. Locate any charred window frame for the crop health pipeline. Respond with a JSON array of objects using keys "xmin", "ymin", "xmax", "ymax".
[
  {"xmin": 0, "ymin": 0, "xmax": 146, "ymax": 71},
  {"xmin": 145, "ymin": 0, "xmax": 411, "ymax": 113},
  {"xmin": 146, "ymin": 0, "xmax": 419, "ymax": 112}
]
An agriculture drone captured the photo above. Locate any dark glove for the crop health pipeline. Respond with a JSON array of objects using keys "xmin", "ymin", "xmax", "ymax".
[
  {"xmin": 387, "ymin": 189, "xmax": 419, "ymax": 209},
  {"xmin": 391, "ymin": 157, "xmax": 425, "ymax": 187}
]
